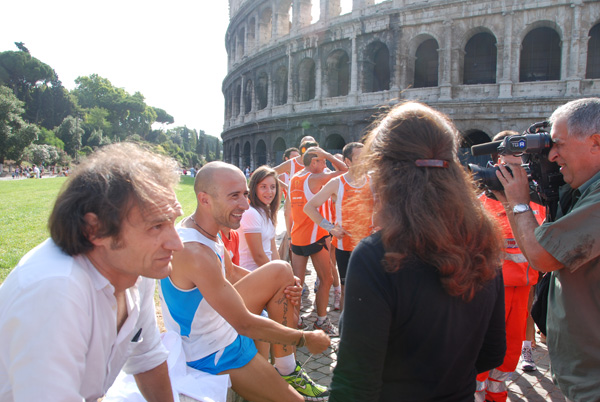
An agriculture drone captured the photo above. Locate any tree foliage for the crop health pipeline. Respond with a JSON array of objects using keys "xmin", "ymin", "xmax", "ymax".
[
  {"xmin": 0, "ymin": 85, "xmax": 39, "ymax": 163},
  {"xmin": 0, "ymin": 47, "xmax": 222, "ymax": 170},
  {"xmin": 55, "ymin": 116, "xmax": 84, "ymax": 157}
]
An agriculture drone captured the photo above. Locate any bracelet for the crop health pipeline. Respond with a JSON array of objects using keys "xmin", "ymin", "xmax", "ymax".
[
  {"xmin": 296, "ymin": 331, "xmax": 306, "ymax": 348},
  {"xmin": 319, "ymin": 218, "xmax": 335, "ymax": 232}
]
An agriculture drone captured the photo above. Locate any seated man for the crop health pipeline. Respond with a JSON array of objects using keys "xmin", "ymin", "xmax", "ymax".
[
  {"xmin": 160, "ymin": 161, "xmax": 331, "ymax": 402},
  {"xmin": 0, "ymin": 143, "xmax": 181, "ymax": 401}
]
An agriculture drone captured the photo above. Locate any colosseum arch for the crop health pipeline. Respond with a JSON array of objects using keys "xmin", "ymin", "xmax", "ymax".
[
  {"xmin": 325, "ymin": 49, "xmax": 350, "ymax": 97},
  {"xmin": 234, "ymin": 84, "xmax": 242, "ymax": 117},
  {"xmin": 256, "ymin": 139, "xmax": 268, "ymax": 166},
  {"xmin": 273, "ymin": 137, "xmax": 287, "ymax": 164},
  {"xmin": 463, "ymin": 31, "xmax": 497, "ymax": 85},
  {"xmin": 237, "ymin": 27, "xmax": 245, "ymax": 60},
  {"xmin": 256, "ymin": 71, "xmax": 269, "ymax": 110},
  {"xmin": 244, "ymin": 79, "xmax": 254, "ymax": 114},
  {"xmin": 412, "ymin": 35, "xmax": 439, "ymax": 88},
  {"xmin": 247, "ymin": 17, "xmax": 256, "ymax": 54},
  {"xmin": 363, "ymin": 40, "xmax": 391, "ymax": 93},
  {"xmin": 297, "ymin": 57, "xmax": 316, "ymax": 101},
  {"xmin": 519, "ymin": 23, "xmax": 562, "ymax": 82},
  {"xmin": 234, "ymin": 143, "xmax": 241, "ymax": 167},
  {"xmin": 459, "ymin": 129, "xmax": 492, "ymax": 166},
  {"xmin": 274, "ymin": 65, "xmax": 289, "ymax": 106},
  {"xmin": 259, "ymin": 7, "xmax": 273, "ymax": 46},
  {"xmin": 324, "ymin": 133, "xmax": 346, "ymax": 155},
  {"xmin": 243, "ymin": 141, "xmax": 252, "ymax": 168},
  {"xmin": 276, "ymin": 0, "xmax": 293, "ymax": 37},
  {"xmin": 587, "ymin": 23, "xmax": 600, "ymax": 79}
]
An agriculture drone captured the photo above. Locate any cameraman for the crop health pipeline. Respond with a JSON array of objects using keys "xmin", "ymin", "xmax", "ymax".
[
  {"xmin": 496, "ymin": 98, "xmax": 600, "ymax": 402},
  {"xmin": 475, "ymin": 131, "xmax": 546, "ymax": 402}
]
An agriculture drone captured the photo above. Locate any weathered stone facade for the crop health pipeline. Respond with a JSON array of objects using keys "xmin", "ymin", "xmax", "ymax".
[{"xmin": 222, "ymin": 0, "xmax": 600, "ymax": 169}]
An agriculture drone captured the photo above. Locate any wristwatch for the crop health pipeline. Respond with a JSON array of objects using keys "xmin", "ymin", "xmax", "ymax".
[{"xmin": 512, "ymin": 203, "xmax": 531, "ymax": 215}]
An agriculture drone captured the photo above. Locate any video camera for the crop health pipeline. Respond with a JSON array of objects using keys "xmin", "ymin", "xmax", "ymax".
[{"xmin": 468, "ymin": 121, "xmax": 565, "ymax": 220}]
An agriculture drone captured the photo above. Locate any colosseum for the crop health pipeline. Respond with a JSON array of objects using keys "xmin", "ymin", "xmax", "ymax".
[{"xmin": 221, "ymin": 0, "xmax": 600, "ymax": 168}]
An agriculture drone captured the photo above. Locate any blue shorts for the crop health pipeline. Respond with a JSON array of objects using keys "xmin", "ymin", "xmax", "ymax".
[{"xmin": 187, "ymin": 335, "xmax": 258, "ymax": 374}]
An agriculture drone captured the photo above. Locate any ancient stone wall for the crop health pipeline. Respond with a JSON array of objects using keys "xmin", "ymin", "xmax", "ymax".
[{"xmin": 222, "ymin": 0, "xmax": 600, "ymax": 169}]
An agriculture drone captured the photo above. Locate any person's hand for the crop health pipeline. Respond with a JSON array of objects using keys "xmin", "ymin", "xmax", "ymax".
[
  {"xmin": 495, "ymin": 164, "xmax": 531, "ymax": 206},
  {"xmin": 304, "ymin": 146, "xmax": 327, "ymax": 158},
  {"xmin": 303, "ymin": 330, "xmax": 331, "ymax": 354},
  {"xmin": 330, "ymin": 225, "xmax": 350, "ymax": 239},
  {"xmin": 284, "ymin": 277, "xmax": 302, "ymax": 306}
]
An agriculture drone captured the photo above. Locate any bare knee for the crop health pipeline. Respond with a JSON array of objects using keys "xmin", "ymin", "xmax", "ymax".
[{"xmin": 264, "ymin": 260, "xmax": 295, "ymax": 286}]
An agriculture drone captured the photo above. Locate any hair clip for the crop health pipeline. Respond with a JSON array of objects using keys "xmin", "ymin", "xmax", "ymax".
[{"xmin": 415, "ymin": 159, "xmax": 449, "ymax": 168}]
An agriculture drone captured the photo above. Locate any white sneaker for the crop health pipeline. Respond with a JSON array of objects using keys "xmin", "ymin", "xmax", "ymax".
[
  {"xmin": 333, "ymin": 289, "xmax": 341, "ymax": 311},
  {"xmin": 520, "ymin": 346, "xmax": 537, "ymax": 372}
]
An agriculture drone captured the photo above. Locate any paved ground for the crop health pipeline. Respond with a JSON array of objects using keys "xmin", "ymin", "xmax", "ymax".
[{"xmin": 275, "ymin": 211, "xmax": 566, "ymax": 401}]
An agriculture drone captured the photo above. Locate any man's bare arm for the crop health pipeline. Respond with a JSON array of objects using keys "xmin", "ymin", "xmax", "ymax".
[{"xmin": 134, "ymin": 361, "xmax": 174, "ymax": 402}]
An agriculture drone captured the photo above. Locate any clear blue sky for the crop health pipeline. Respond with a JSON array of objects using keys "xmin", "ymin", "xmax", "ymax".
[{"xmin": 0, "ymin": 0, "xmax": 230, "ymax": 138}]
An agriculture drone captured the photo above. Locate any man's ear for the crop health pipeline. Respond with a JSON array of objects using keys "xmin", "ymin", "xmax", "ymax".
[
  {"xmin": 197, "ymin": 191, "xmax": 211, "ymax": 207},
  {"xmin": 590, "ymin": 133, "xmax": 600, "ymax": 155},
  {"xmin": 83, "ymin": 212, "xmax": 103, "ymax": 246}
]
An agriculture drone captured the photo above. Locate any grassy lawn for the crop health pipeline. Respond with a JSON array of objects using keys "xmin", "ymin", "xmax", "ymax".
[{"xmin": 0, "ymin": 175, "xmax": 198, "ymax": 284}]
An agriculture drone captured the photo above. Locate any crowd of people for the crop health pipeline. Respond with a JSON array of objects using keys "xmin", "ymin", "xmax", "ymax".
[{"xmin": 0, "ymin": 97, "xmax": 599, "ymax": 402}]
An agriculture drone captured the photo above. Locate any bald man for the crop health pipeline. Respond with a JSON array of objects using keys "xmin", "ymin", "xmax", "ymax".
[{"xmin": 159, "ymin": 162, "xmax": 330, "ymax": 402}]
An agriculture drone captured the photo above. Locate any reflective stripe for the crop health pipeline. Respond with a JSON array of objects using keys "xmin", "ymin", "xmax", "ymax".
[
  {"xmin": 504, "ymin": 252, "xmax": 528, "ymax": 263},
  {"xmin": 476, "ymin": 379, "xmax": 488, "ymax": 392},
  {"xmin": 474, "ymin": 390, "xmax": 487, "ymax": 402},
  {"xmin": 488, "ymin": 379, "xmax": 508, "ymax": 393},
  {"xmin": 490, "ymin": 368, "xmax": 512, "ymax": 381}
]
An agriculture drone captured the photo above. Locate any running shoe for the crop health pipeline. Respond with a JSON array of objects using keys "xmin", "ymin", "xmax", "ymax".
[
  {"xmin": 333, "ymin": 289, "xmax": 341, "ymax": 311},
  {"xmin": 520, "ymin": 346, "xmax": 537, "ymax": 372},
  {"xmin": 313, "ymin": 317, "xmax": 339, "ymax": 337},
  {"xmin": 314, "ymin": 277, "xmax": 320, "ymax": 294},
  {"xmin": 281, "ymin": 362, "xmax": 329, "ymax": 401},
  {"xmin": 297, "ymin": 316, "xmax": 309, "ymax": 330}
]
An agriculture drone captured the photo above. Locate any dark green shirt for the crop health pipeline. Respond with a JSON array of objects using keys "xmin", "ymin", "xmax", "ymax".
[{"xmin": 535, "ymin": 170, "xmax": 600, "ymax": 401}]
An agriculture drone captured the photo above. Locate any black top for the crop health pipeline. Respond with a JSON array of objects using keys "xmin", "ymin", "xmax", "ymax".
[{"xmin": 329, "ymin": 232, "xmax": 506, "ymax": 402}]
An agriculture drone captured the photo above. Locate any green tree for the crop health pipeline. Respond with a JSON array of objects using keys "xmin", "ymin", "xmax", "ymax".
[
  {"xmin": 55, "ymin": 115, "xmax": 84, "ymax": 157},
  {"xmin": 35, "ymin": 127, "xmax": 64, "ymax": 149},
  {"xmin": 0, "ymin": 85, "xmax": 39, "ymax": 165},
  {"xmin": 25, "ymin": 143, "xmax": 62, "ymax": 166},
  {"xmin": 0, "ymin": 50, "xmax": 56, "ymax": 100}
]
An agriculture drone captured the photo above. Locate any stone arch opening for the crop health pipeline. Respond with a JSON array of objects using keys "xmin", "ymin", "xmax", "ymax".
[
  {"xmin": 256, "ymin": 140, "xmax": 267, "ymax": 166},
  {"xmin": 237, "ymin": 27, "xmax": 245, "ymax": 60},
  {"xmin": 586, "ymin": 23, "xmax": 600, "ymax": 79},
  {"xmin": 273, "ymin": 137, "xmax": 287, "ymax": 164},
  {"xmin": 234, "ymin": 84, "xmax": 241, "ymax": 117},
  {"xmin": 247, "ymin": 18, "xmax": 256, "ymax": 53},
  {"xmin": 274, "ymin": 66, "xmax": 288, "ymax": 106},
  {"xmin": 244, "ymin": 79, "xmax": 254, "ymax": 114},
  {"xmin": 311, "ymin": 0, "xmax": 320, "ymax": 23},
  {"xmin": 363, "ymin": 41, "xmax": 391, "ymax": 92},
  {"xmin": 520, "ymin": 27, "xmax": 561, "ymax": 82},
  {"xmin": 324, "ymin": 133, "xmax": 346, "ymax": 156},
  {"xmin": 260, "ymin": 8, "xmax": 273, "ymax": 46},
  {"xmin": 459, "ymin": 129, "xmax": 492, "ymax": 166},
  {"xmin": 243, "ymin": 142, "xmax": 252, "ymax": 169},
  {"xmin": 325, "ymin": 49, "xmax": 350, "ymax": 97},
  {"xmin": 414, "ymin": 38, "xmax": 439, "ymax": 88},
  {"xmin": 463, "ymin": 32, "xmax": 497, "ymax": 85},
  {"xmin": 234, "ymin": 143, "xmax": 241, "ymax": 167},
  {"xmin": 298, "ymin": 57, "xmax": 316, "ymax": 101},
  {"xmin": 256, "ymin": 72, "xmax": 269, "ymax": 110}
]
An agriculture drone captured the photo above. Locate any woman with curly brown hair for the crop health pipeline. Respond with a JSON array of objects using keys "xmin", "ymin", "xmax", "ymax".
[{"xmin": 329, "ymin": 102, "xmax": 506, "ymax": 401}]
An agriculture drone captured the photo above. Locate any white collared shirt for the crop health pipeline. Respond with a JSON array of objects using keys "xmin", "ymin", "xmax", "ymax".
[{"xmin": 0, "ymin": 239, "xmax": 168, "ymax": 401}]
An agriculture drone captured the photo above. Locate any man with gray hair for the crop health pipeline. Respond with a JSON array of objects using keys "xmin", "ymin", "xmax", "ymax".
[
  {"xmin": 496, "ymin": 98, "xmax": 600, "ymax": 401},
  {"xmin": 0, "ymin": 143, "xmax": 183, "ymax": 401}
]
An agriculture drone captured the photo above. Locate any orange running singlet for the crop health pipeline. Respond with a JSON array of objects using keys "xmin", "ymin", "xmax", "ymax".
[{"xmin": 290, "ymin": 172, "xmax": 329, "ymax": 246}]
